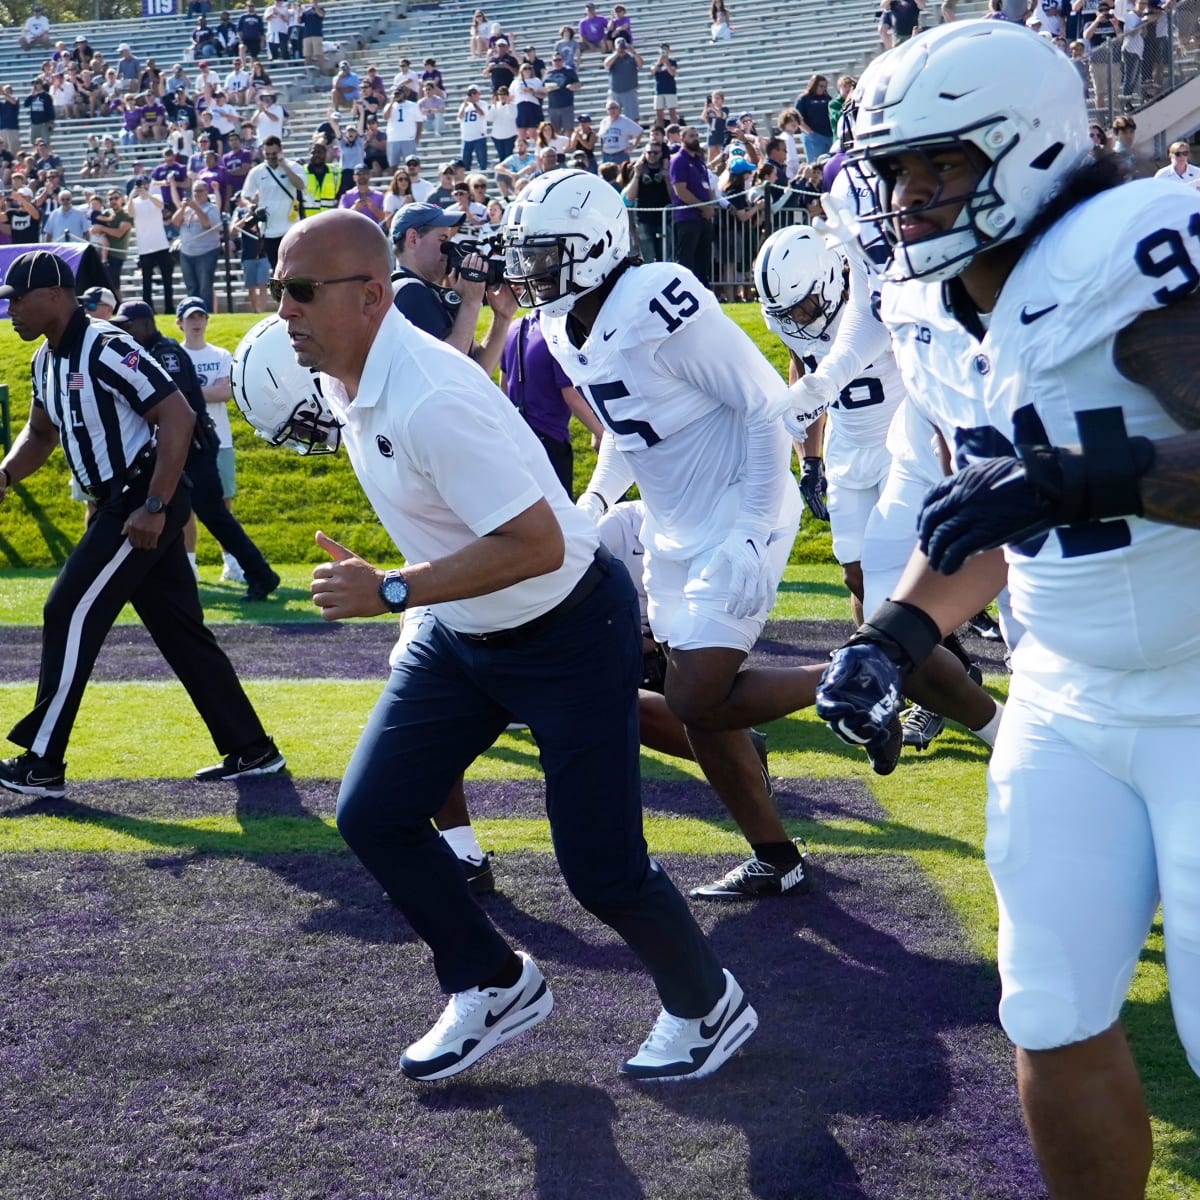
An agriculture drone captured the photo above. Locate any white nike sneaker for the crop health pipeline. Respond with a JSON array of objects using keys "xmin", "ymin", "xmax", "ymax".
[
  {"xmin": 400, "ymin": 951, "xmax": 553, "ymax": 1082},
  {"xmin": 620, "ymin": 969, "xmax": 757, "ymax": 1082},
  {"xmin": 220, "ymin": 558, "xmax": 246, "ymax": 584}
]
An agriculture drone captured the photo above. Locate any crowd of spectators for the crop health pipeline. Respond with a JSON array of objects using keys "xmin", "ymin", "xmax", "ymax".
[{"xmin": 1, "ymin": 0, "xmax": 1196, "ymax": 307}]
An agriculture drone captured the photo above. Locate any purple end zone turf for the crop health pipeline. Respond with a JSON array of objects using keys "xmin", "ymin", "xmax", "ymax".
[
  {"xmin": 0, "ymin": 849, "xmax": 1044, "ymax": 1200},
  {"xmin": 26, "ymin": 774, "xmax": 884, "ymax": 823}
]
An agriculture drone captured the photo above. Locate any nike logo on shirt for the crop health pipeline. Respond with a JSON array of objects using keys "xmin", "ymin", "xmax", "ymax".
[
  {"xmin": 602, "ymin": 329, "xmax": 617, "ymax": 340},
  {"xmin": 1019, "ymin": 303, "xmax": 1058, "ymax": 324}
]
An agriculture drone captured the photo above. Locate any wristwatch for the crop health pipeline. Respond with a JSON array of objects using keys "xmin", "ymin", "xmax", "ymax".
[
  {"xmin": 144, "ymin": 495, "xmax": 165, "ymax": 514},
  {"xmin": 379, "ymin": 569, "xmax": 410, "ymax": 613}
]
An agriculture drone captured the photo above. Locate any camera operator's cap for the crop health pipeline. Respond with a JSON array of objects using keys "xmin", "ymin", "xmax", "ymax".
[
  {"xmin": 338, "ymin": 60, "xmax": 350, "ymax": 68},
  {"xmin": 392, "ymin": 203, "xmax": 464, "ymax": 240},
  {"xmin": 118, "ymin": 42, "xmax": 131, "ymax": 51},
  {"xmin": 0, "ymin": 250, "xmax": 76, "ymax": 299},
  {"xmin": 82, "ymin": 285, "xmax": 118, "ymax": 308},
  {"xmin": 176, "ymin": 295, "xmax": 209, "ymax": 319},
  {"xmin": 111, "ymin": 300, "xmax": 156, "ymax": 325}
]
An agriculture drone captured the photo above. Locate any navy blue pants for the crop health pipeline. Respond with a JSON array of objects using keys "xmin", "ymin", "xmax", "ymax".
[{"xmin": 336, "ymin": 559, "xmax": 725, "ymax": 1018}]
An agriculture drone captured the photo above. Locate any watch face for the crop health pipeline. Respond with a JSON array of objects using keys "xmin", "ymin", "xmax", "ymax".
[
  {"xmin": 145, "ymin": 495, "xmax": 165, "ymax": 513},
  {"xmin": 381, "ymin": 572, "xmax": 408, "ymax": 610}
]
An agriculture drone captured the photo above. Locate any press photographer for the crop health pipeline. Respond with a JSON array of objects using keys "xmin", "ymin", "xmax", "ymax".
[{"xmin": 390, "ymin": 202, "xmax": 517, "ymax": 373}]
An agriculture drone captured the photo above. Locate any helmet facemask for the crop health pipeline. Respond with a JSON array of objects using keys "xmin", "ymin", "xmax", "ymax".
[
  {"xmin": 504, "ymin": 229, "xmax": 614, "ymax": 315},
  {"xmin": 763, "ymin": 271, "xmax": 847, "ymax": 342},
  {"xmin": 274, "ymin": 394, "xmax": 341, "ymax": 455}
]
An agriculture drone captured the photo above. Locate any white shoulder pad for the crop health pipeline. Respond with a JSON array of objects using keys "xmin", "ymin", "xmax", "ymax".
[{"xmin": 603, "ymin": 261, "xmax": 719, "ymax": 349}]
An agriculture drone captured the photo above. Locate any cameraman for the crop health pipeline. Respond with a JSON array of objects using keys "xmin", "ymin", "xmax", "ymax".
[{"xmin": 390, "ymin": 202, "xmax": 517, "ymax": 373}]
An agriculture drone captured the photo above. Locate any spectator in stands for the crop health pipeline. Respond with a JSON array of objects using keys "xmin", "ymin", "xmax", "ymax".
[
  {"xmin": 623, "ymin": 140, "xmax": 671, "ymax": 261},
  {"xmin": 484, "ymin": 38, "xmax": 519, "ymax": 94},
  {"xmin": 237, "ymin": 2, "xmax": 266, "ymax": 59},
  {"xmin": 579, "ymin": 4, "xmax": 608, "ymax": 57},
  {"xmin": 512, "ymin": 64, "xmax": 546, "ymax": 142},
  {"xmin": 23, "ymin": 80, "xmax": 55, "ymax": 147},
  {"xmin": 329, "ymin": 110, "xmax": 365, "ymax": 192},
  {"xmin": 470, "ymin": 10, "xmax": 490, "ymax": 58},
  {"xmin": 153, "ymin": 147, "xmax": 189, "ymax": 217},
  {"xmin": 90, "ymin": 190, "xmax": 132, "ymax": 296},
  {"xmin": 710, "ymin": 0, "xmax": 734, "ymax": 41},
  {"xmin": 412, "ymin": 81, "xmax": 442, "ymax": 138},
  {"xmin": 211, "ymin": 10, "xmax": 238, "ymax": 56},
  {"xmin": 556, "ymin": 26, "xmax": 581, "ymax": 67},
  {"xmin": 382, "ymin": 166, "xmax": 415, "ymax": 228},
  {"xmin": 222, "ymin": 130, "xmax": 255, "ymax": 194},
  {"xmin": 403, "ymin": 154, "xmax": 433, "ymax": 202},
  {"xmin": 536, "ymin": 120, "xmax": 569, "ymax": 158},
  {"xmin": 607, "ymin": 3, "xmax": 634, "ymax": 44},
  {"xmin": 651, "ymin": 44, "xmax": 679, "ymax": 125},
  {"xmin": 515, "ymin": 145, "xmax": 562, "ymax": 192},
  {"xmin": 599, "ymin": 100, "xmax": 642, "ymax": 165},
  {"xmin": 223, "ymin": 57, "xmax": 251, "ymax": 106},
  {"xmin": 331, "ymin": 61, "xmax": 360, "ymax": 113},
  {"xmin": 41, "ymin": 189, "xmax": 87, "ymax": 243},
  {"xmin": 208, "ymin": 91, "xmax": 241, "ymax": 151},
  {"xmin": 794, "ymin": 74, "xmax": 833, "ymax": 163},
  {"xmin": 361, "ymin": 116, "xmax": 387, "ymax": 173},
  {"xmin": 458, "ymin": 86, "xmax": 489, "ymax": 171},
  {"xmin": 242, "ymin": 134, "xmax": 305, "ymax": 264},
  {"xmin": 882, "ymin": 0, "xmax": 925, "ymax": 43},
  {"xmin": 521, "ymin": 45, "xmax": 547, "ymax": 77},
  {"xmin": 1, "ymin": 181, "xmax": 42, "ymax": 243},
  {"xmin": 423, "ymin": 162, "xmax": 454, "ymax": 207},
  {"xmin": 828, "ymin": 75, "xmax": 854, "ymax": 134},
  {"xmin": 20, "ymin": 6, "xmax": 52, "ymax": 51},
  {"xmin": 340, "ymin": 165, "xmax": 386, "ymax": 223},
  {"xmin": 567, "ymin": 112, "xmax": 598, "ymax": 171},
  {"xmin": 495, "ymin": 135, "xmax": 537, "ymax": 197},
  {"xmin": 170, "ymin": 179, "xmax": 221, "ymax": 308},
  {"xmin": 669, "ymin": 125, "xmax": 713, "ymax": 286},
  {"xmin": 192, "ymin": 15, "xmax": 219, "ymax": 58},
  {"xmin": 485, "ymin": 86, "xmax": 518, "ymax": 160},
  {"xmin": 197, "ymin": 150, "xmax": 230, "ymax": 210},
  {"xmin": 246, "ymin": 58, "xmax": 273, "ymax": 102},
  {"xmin": 265, "ymin": 0, "xmax": 290, "ymax": 59},
  {"xmin": 604, "ymin": 38, "xmax": 644, "ymax": 122},
  {"xmin": 1111, "ymin": 113, "xmax": 1138, "ymax": 170},
  {"xmin": 701, "ymin": 91, "xmax": 729, "ymax": 163},
  {"xmin": 1084, "ymin": 2, "xmax": 1122, "ymax": 107},
  {"xmin": 543, "ymin": 53, "xmax": 580, "ymax": 136},
  {"xmin": 448, "ymin": 180, "xmax": 487, "ymax": 230},
  {"xmin": 1155, "ymin": 139, "xmax": 1200, "ymax": 185},
  {"xmin": 251, "ymin": 89, "xmax": 286, "ymax": 141},
  {"xmin": 229, "ymin": 195, "xmax": 268, "ymax": 308},
  {"xmin": 299, "ymin": 0, "xmax": 326, "ymax": 70},
  {"xmin": 116, "ymin": 44, "xmax": 142, "ymax": 94},
  {"xmin": 0, "ymin": 86, "xmax": 20, "ymax": 156}
]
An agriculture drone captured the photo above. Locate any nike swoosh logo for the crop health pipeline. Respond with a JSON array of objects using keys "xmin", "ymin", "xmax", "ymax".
[
  {"xmin": 484, "ymin": 981, "xmax": 539, "ymax": 1028},
  {"xmin": 631, "ymin": 548, "xmax": 644, "ymax": 555},
  {"xmin": 700, "ymin": 997, "xmax": 731, "ymax": 1039},
  {"xmin": 1019, "ymin": 303, "xmax": 1058, "ymax": 325},
  {"xmin": 602, "ymin": 329, "xmax": 616, "ymax": 341},
  {"xmin": 27, "ymin": 774, "xmax": 61, "ymax": 786}
]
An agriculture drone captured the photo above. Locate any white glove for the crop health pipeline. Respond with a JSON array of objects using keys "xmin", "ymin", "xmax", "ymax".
[
  {"xmin": 782, "ymin": 372, "xmax": 838, "ymax": 442},
  {"xmin": 699, "ymin": 528, "xmax": 771, "ymax": 620},
  {"xmin": 576, "ymin": 491, "xmax": 608, "ymax": 524}
]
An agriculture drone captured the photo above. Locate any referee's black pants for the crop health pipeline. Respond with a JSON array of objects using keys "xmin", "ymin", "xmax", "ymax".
[
  {"xmin": 8, "ymin": 480, "xmax": 269, "ymax": 766},
  {"xmin": 185, "ymin": 443, "xmax": 275, "ymax": 591}
]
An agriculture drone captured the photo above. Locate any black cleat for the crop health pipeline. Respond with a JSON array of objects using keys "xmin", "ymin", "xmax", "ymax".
[
  {"xmin": 865, "ymin": 713, "xmax": 903, "ymax": 775},
  {"xmin": 0, "ymin": 752, "xmax": 66, "ymax": 799},
  {"xmin": 901, "ymin": 705, "xmax": 945, "ymax": 751},
  {"xmin": 244, "ymin": 569, "xmax": 281, "ymax": 602},
  {"xmin": 964, "ymin": 610, "xmax": 1003, "ymax": 641},
  {"xmin": 690, "ymin": 839, "xmax": 811, "ymax": 900}
]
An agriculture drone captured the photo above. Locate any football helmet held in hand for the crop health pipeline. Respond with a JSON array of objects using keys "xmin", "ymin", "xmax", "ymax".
[
  {"xmin": 502, "ymin": 169, "xmax": 632, "ymax": 315},
  {"xmin": 231, "ymin": 315, "xmax": 342, "ymax": 454}
]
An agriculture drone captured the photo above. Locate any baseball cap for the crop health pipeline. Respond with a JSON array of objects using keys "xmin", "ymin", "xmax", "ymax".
[
  {"xmin": 118, "ymin": 42, "xmax": 131, "ymax": 51},
  {"xmin": 0, "ymin": 250, "xmax": 76, "ymax": 299},
  {"xmin": 75, "ymin": 33, "xmax": 88, "ymax": 42},
  {"xmin": 391, "ymin": 202, "xmax": 464, "ymax": 239},
  {"xmin": 338, "ymin": 59, "xmax": 349, "ymax": 68},
  {"xmin": 405, "ymin": 154, "xmax": 421, "ymax": 164},
  {"xmin": 578, "ymin": 113, "xmax": 592, "ymax": 122},
  {"xmin": 111, "ymin": 300, "xmax": 156, "ymax": 325},
  {"xmin": 615, "ymin": 36, "xmax": 628, "ymax": 46},
  {"xmin": 728, "ymin": 157, "xmax": 755, "ymax": 176},
  {"xmin": 82, "ymin": 286, "xmax": 118, "ymax": 309},
  {"xmin": 176, "ymin": 295, "xmax": 209, "ymax": 319}
]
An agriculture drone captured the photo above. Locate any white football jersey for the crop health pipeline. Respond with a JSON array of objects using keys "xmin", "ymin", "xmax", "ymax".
[
  {"xmin": 884, "ymin": 179, "xmax": 1200, "ymax": 724},
  {"xmin": 543, "ymin": 262, "xmax": 795, "ymax": 559}
]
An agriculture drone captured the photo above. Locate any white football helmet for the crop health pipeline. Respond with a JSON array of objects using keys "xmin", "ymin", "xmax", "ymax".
[
  {"xmin": 230, "ymin": 315, "xmax": 341, "ymax": 455},
  {"xmin": 754, "ymin": 224, "xmax": 848, "ymax": 348},
  {"xmin": 829, "ymin": 21, "xmax": 1090, "ymax": 282},
  {"xmin": 502, "ymin": 169, "xmax": 632, "ymax": 315}
]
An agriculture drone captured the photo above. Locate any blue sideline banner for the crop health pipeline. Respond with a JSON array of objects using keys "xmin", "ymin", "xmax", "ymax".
[{"xmin": 142, "ymin": 0, "xmax": 178, "ymax": 14}]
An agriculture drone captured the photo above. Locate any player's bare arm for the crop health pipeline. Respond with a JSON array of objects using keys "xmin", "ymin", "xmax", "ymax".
[
  {"xmin": 1114, "ymin": 289, "xmax": 1200, "ymax": 528},
  {"xmin": 0, "ymin": 403, "xmax": 60, "ymax": 499}
]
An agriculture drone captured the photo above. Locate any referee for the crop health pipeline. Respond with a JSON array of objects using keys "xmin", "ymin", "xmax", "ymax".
[{"xmin": 0, "ymin": 250, "xmax": 284, "ymax": 799}]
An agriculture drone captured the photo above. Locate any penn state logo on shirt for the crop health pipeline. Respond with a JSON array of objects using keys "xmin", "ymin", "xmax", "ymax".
[
  {"xmin": 376, "ymin": 434, "xmax": 394, "ymax": 458},
  {"xmin": 973, "ymin": 354, "xmax": 991, "ymax": 376}
]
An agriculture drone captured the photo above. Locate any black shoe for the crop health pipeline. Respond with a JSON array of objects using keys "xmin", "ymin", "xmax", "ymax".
[
  {"xmin": 967, "ymin": 662, "xmax": 984, "ymax": 687},
  {"xmin": 866, "ymin": 713, "xmax": 903, "ymax": 776},
  {"xmin": 748, "ymin": 728, "xmax": 772, "ymax": 799},
  {"xmin": 462, "ymin": 852, "xmax": 495, "ymax": 895},
  {"xmin": 0, "ymin": 752, "xmax": 66, "ymax": 799},
  {"xmin": 244, "ymin": 569, "xmax": 281, "ymax": 602},
  {"xmin": 195, "ymin": 737, "xmax": 286, "ymax": 781},
  {"xmin": 964, "ymin": 610, "xmax": 1002, "ymax": 641},
  {"xmin": 690, "ymin": 838, "xmax": 811, "ymax": 900},
  {"xmin": 901, "ymin": 705, "xmax": 945, "ymax": 751}
]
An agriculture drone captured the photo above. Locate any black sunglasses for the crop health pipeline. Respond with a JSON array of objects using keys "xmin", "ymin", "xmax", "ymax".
[{"xmin": 268, "ymin": 274, "xmax": 370, "ymax": 303}]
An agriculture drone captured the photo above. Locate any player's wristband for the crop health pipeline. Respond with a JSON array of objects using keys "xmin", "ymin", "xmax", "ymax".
[{"xmin": 848, "ymin": 600, "xmax": 942, "ymax": 676}]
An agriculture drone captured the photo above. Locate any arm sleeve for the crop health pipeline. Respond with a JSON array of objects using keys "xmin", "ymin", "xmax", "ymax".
[
  {"xmin": 582, "ymin": 429, "xmax": 637, "ymax": 509},
  {"xmin": 813, "ymin": 257, "xmax": 892, "ymax": 394}
]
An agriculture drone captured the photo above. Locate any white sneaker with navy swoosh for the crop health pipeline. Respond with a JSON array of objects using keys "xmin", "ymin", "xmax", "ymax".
[
  {"xmin": 620, "ymin": 969, "xmax": 757, "ymax": 1082},
  {"xmin": 400, "ymin": 951, "xmax": 554, "ymax": 1082}
]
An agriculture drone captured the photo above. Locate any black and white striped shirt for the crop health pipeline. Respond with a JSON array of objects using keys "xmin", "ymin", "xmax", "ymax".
[{"xmin": 31, "ymin": 307, "xmax": 177, "ymax": 490}]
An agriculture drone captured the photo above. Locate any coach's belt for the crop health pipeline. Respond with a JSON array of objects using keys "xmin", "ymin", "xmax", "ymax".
[
  {"xmin": 463, "ymin": 545, "xmax": 613, "ymax": 647},
  {"xmin": 82, "ymin": 443, "xmax": 156, "ymax": 501}
]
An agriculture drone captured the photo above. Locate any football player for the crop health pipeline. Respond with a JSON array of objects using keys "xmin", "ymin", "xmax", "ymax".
[
  {"xmin": 809, "ymin": 22, "xmax": 1200, "ymax": 1200},
  {"xmin": 504, "ymin": 170, "xmax": 831, "ymax": 899}
]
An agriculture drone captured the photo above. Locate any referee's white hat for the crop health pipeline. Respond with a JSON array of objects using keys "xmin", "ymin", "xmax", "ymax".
[{"xmin": 0, "ymin": 250, "xmax": 76, "ymax": 299}]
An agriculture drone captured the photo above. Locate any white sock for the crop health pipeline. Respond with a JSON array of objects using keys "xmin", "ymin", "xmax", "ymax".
[
  {"xmin": 187, "ymin": 551, "xmax": 199, "ymax": 577},
  {"xmin": 970, "ymin": 701, "xmax": 1004, "ymax": 748},
  {"xmin": 441, "ymin": 825, "xmax": 484, "ymax": 863}
]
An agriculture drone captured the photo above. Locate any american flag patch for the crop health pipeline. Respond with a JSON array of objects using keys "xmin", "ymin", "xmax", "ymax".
[{"xmin": 67, "ymin": 372, "xmax": 85, "ymax": 390}]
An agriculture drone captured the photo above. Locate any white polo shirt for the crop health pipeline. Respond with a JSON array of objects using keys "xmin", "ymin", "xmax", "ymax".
[
  {"xmin": 322, "ymin": 306, "xmax": 599, "ymax": 634},
  {"xmin": 1154, "ymin": 161, "xmax": 1200, "ymax": 188}
]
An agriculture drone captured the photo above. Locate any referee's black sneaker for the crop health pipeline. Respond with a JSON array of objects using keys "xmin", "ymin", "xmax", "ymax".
[
  {"xmin": 0, "ymin": 752, "xmax": 66, "ymax": 800},
  {"xmin": 462, "ymin": 852, "xmax": 496, "ymax": 895},
  {"xmin": 194, "ymin": 737, "xmax": 286, "ymax": 781},
  {"xmin": 690, "ymin": 839, "xmax": 811, "ymax": 901}
]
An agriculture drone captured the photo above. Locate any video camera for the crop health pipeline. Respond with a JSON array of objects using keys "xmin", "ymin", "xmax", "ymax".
[{"xmin": 441, "ymin": 233, "xmax": 506, "ymax": 287}]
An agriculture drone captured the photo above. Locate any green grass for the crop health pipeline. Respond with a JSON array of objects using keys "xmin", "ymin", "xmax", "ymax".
[{"xmin": 0, "ymin": 307, "xmax": 832, "ymax": 569}]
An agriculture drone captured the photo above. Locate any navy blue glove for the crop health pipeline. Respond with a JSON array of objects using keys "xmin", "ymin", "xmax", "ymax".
[
  {"xmin": 815, "ymin": 642, "xmax": 904, "ymax": 775},
  {"xmin": 918, "ymin": 456, "xmax": 1056, "ymax": 574},
  {"xmin": 799, "ymin": 456, "xmax": 830, "ymax": 522}
]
